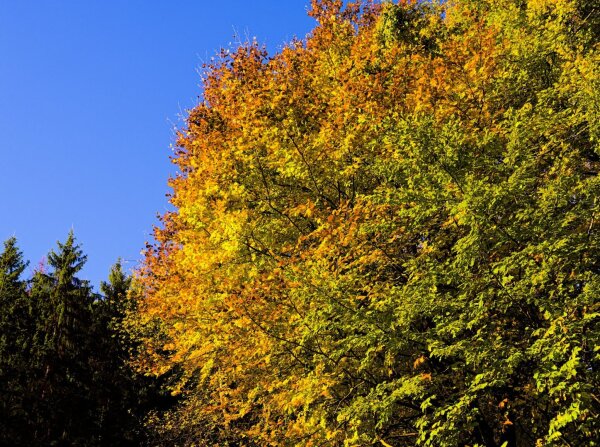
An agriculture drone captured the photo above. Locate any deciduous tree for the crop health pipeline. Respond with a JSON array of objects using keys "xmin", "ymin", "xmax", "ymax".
[{"xmin": 133, "ymin": 1, "xmax": 599, "ymax": 445}]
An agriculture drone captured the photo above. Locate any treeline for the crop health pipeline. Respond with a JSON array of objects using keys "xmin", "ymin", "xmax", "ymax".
[{"xmin": 0, "ymin": 232, "xmax": 173, "ymax": 446}]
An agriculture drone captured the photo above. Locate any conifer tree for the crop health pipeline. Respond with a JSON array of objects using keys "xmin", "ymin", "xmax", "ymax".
[
  {"xmin": 92, "ymin": 260, "xmax": 175, "ymax": 445},
  {"xmin": 92, "ymin": 260, "xmax": 141, "ymax": 445},
  {"xmin": 1, "ymin": 235, "xmax": 172, "ymax": 445},
  {"xmin": 0, "ymin": 237, "xmax": 32, "ymax": 445},
  {"xmin": 29, "ymin": 231, "xmax": 96, "ymax": 446}
]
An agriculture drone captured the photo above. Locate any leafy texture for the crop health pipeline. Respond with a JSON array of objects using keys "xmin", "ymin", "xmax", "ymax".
[{"xmin": 134, "ymin": 0, "xmax": 599, "ymax": 445}]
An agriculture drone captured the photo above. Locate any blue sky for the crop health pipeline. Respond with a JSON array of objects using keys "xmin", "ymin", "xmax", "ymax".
[{"xmin": 0, "ymin": 1, "xmax": 315, "ymax": 289}]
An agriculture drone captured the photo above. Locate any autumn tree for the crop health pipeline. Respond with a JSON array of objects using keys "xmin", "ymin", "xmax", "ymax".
[{"xmin": 133, "ymin": 0, "xmax": 599, "ymax": 445}]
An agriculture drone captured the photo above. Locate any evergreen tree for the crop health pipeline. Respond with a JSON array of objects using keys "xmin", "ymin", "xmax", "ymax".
[
  {"xmin": 92, "ymin": 260, "xmax": 139, "ymax": 445},
  {"xmin": 1, "ymin": 234, "xmax": 173, "ymax": 445},
  {"xmin": 92, "ymin": 260, "xmax": 176, "ymax": 445},
  {"xmin": 29, "ymin": 231, "xmax": 96, "ymax": 446},
  {"xmin": 0, "ymin": 237, "xmax": 32, "ymax": 445}
]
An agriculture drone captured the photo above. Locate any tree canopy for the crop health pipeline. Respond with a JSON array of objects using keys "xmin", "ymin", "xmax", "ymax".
[
  {"xmin": 0, "ymin": 234, "xmax": 169, "ymax": 446},
  {"xmin": 132, "ymin": 0, "xmax": 599, "ymax": 445},
  {"xmin": 1, "ymin": 0, "xmax": 594, "ymax": 446}
]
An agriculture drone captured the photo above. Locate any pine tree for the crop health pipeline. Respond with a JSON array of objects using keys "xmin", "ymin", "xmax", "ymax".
[
  {"xmin": 92, "ymin": 260, "xmax": 138, "ymax": 445},
  {"xmin": 0, "ymin": 237, "xmax": 32, "ymax": 445},
  {"xmin": 2, "ymin": 235, "xmax": 173, "ymax": 445},
  {"xmin": 29, "ymin": 231, "xmax": 96, "ymax": 446}
]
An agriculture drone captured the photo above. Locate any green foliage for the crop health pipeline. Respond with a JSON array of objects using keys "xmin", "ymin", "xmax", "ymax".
[
  {"xmin": 0, "ymin": 234, "xmax": 171, "ymax": 446},
  {"xmin": 0, "ymin": 237, "xmax": 32, "ymax": 444},
  {"xmin": 134, "ymin": 0, "xmax": 600, "ymax": 445}
]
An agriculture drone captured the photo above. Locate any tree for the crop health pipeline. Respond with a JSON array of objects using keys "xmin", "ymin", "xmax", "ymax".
[
  {"xmin": 0, "ymin": 237, "xmax": 32, "ymax": 445},
  {"xmin": 132, "ymin": 0, "xmax": 599, "ymax": 445},
  {"xmin": 0, "ymin": 233, "xmax": 176, "ymax": 445},
  {"xmin": 28, "ymin": 231, "xmax": 97, "ymax": 445},
  {"xmin": 92, "ymin": 260, "xmax": 173, "ymax": 446}
]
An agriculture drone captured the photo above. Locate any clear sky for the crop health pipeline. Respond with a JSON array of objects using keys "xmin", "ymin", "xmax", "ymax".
[{"xmin": 0, "ymin": 1, "xmax": 315, "ymax": 289}]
